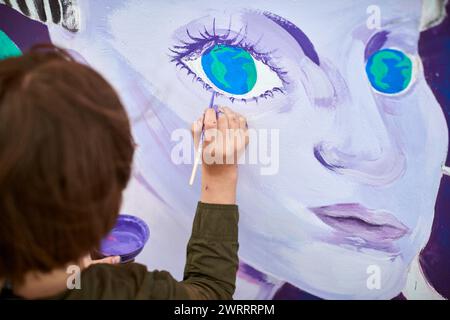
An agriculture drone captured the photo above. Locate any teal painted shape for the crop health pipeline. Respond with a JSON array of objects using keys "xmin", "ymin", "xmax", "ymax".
[{"xmin": 0, "ymin": 30, "xmax": 22, "ymax": 60}]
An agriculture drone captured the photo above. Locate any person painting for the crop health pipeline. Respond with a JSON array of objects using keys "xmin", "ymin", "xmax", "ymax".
[{"xmin": 0, "ymin": 45, "xmax": 248, "ymax": 299}]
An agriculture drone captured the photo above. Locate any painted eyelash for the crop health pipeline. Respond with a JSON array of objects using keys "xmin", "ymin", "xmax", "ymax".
[{"xmin": 170, "ymin": 19, "xmax": 288, "ymax": 103}]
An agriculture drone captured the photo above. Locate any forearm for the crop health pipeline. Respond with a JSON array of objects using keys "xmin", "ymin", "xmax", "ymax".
[
  {"xmin": 200, "ymin": 166, "xmax": 238, "ymax": 205},
  {"xmin": 184, "ymin": 106, "xmax": 244, "ymax": 299}
]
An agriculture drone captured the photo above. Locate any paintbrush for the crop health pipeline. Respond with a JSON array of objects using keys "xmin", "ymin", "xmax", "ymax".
[{"xmin": 189, "ymin": 93, "xmax": 216, "ymax": 185}]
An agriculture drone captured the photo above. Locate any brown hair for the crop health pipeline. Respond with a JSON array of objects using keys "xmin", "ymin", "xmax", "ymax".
[{"xmin": 0, "ymin": 45, "xmax": 135, "ymax": 284}]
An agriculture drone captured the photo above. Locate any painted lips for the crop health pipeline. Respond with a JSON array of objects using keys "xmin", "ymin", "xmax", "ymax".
[{"xmin": 309, "ymin": 203, "xmax": 409, "ymax": 244}]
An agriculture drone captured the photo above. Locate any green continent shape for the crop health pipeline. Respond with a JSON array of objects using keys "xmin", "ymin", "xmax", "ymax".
[
  {"xmin": 232, "ymin": 50, "xmax": 257, "ymax": 91},
  {"xmin": 369, "ymin": 51, "xmax": 400, "ymax": 90},
  {"xmin": 209, "ymin": 45, "xmax": 233, "ymax": 89}
]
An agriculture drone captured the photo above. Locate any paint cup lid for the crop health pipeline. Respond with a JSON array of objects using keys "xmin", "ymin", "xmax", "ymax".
[{"xmin": 98, "ymin": 214, "xmax": 150, "ymax": 263}]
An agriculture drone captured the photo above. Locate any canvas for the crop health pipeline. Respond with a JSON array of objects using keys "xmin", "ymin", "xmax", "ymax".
[{"xmin": 0, "ymin": 0, "xmax": 449, "ymax": 300}]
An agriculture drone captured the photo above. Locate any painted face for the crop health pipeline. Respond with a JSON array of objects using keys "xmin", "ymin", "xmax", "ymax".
[{"xmin": 47, "ymin": 0, "xmax": 448, "ymax": 299}]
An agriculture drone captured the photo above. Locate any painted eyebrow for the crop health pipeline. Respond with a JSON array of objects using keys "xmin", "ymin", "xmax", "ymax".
[
  {"xmin": 263, "ymin": 11, "xmax": 320, "ymax": 66},
  {"xmin": 364, "ymin": 30, "xmax": 389, "ymax": 60}
]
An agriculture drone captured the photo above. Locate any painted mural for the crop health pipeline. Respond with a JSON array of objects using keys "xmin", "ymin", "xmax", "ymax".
[{"xmin": 1, "ymin": 0, "xmax": 449, "ymax": 299}]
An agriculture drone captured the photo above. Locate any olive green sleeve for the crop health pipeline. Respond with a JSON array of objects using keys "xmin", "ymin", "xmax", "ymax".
[
  {"xmin": 63, "ymin": 201, "xmax": 239, "ymax": 300},
  {"xmin": 181, "ymin": 202, "xmax": 239, "ymax": 299}
]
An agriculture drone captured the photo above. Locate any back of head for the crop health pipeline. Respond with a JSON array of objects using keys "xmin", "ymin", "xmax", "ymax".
[{"xmin": 0, "ymin": 45, "xmax": 135, "ymax": 284}]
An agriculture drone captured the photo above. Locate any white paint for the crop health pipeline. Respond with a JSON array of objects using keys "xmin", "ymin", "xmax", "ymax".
[
  {"xmin": 442, "ymin": 165, "xmax": 450, "ymax": 176},
  {"xmin": 420, "ymin": 0, "xmax": 448, "ymax": 31}
]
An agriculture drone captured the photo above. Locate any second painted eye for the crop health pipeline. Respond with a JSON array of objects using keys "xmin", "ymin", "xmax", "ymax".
[
  {"xmin": 366, "ymin": 48, "xmax": 413, "ymax": 94},
  {"xmin": 201, "ymin": 45, "xmax": 257, "ymax": 95}
]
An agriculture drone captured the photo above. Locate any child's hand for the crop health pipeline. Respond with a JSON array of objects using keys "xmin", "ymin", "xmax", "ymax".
[
  {"xmin": 82, "ymin": 255, "xmax": 121, "ymax": 268},
  {"xmin": 192, "ymin": 107, "xmax": 249, "ymax": 170},
  {"xmin": 90, "ymin": 256, "xmax": 121, "ymax": 265},
  {"xmin": 191, "ymin": 106, "xmax": 249, "ymax": 205}
]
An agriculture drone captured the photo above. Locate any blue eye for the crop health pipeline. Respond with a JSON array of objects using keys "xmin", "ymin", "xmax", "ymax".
[
  {"xmin": 201, "ymin": 44, "xmax": 257, "ymax": 95},
  {"xmin": 365, "ymin": 49, "xmax": 413, "ymax": 94},
  {"xmin": 170, "ymin": 27, "xmax": 286, "ymax": 102}
]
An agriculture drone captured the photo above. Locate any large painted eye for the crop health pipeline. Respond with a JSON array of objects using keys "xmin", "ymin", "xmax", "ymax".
[
  {"xmin": 365, "ymin": 48, "xmax": 413, "ymax": 94},
  {"xmin": 184, "ymin": 44, "xmax": 283, "ymax": 100}
]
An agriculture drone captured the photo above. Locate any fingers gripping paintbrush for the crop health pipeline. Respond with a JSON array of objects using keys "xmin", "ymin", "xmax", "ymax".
[{"xmin": 189, "ymin": 93, "xmax": 216, "ymax": 185}]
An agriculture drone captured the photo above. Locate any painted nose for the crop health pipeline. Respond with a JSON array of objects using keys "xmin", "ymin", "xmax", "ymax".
[{"xmin": 314, "ymin": 90, "xmax": 406, "ymax": 186}]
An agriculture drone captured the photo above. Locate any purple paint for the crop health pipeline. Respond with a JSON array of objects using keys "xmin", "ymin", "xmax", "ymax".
[
  {"xmin": 263, "ymin": 11, "xmax": 320, "ymax": 66},
  {"xmin": 310, "ymin": 203, "xmax": 409, "ymax": 246},
  {"xmin": 419, "ymin": 0, "xmax": 450, "ymax": 298},
  {"xmin": 99, "ymin": 214, "xmax": 150, "ymax": 263},
  {"xmin": 273, "ymin": 283, "xmax": 322, "ymax": 300},
  {"xmin": 364, "ymin": 31, "xmax": 389, "ymax": 61},
  {"xmin": 313, "ymin": 144, "xmax": 343, "ymax": 171},
  {"xmin": 238, "ymin": 262, "xmax": 270, "ymax": 284},
  {"xmin": 0, "ymin": 3, "xmax": 51, "ymax": 51}
]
